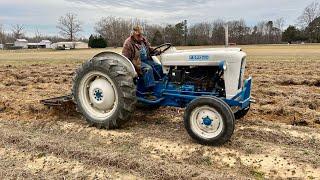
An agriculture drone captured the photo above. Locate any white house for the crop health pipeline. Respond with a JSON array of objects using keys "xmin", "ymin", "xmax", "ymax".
[
  {"xmin": 27, "ymin": 40, "xmax": 52, "ymax": 49},
  {"xmin": 14, "ymin": 39, "xmax": 28, "ymax": 49},
  {"xmin": 51, "ymin": 42, "xmax": 88, "ymax": 49},
  {"xmin": 0, "ymin": 44, "xmax": 3, "ymax": 49},
  {"xmin": 27, "ymin": 43, "xmax": 44, "ymax": 49},
  {"xmin": 40, "ymin": 40, "xmax": 52, "ymax": 48}
]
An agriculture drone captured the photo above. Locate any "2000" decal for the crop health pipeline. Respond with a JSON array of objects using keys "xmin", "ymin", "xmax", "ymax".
[{"xmin": 189, "ymin": 55, "xmax": 210, "ymax": 60}]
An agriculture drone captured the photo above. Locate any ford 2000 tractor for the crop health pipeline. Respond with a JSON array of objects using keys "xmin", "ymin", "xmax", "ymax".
[{"xmin": 42, "ymin": 43, "xmax": 252, "ymax": 146}]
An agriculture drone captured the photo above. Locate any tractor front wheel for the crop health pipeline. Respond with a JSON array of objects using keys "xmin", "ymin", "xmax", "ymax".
[{"xmin": 184, "ymin": 96, "xmax": 235, "ymax": 146}]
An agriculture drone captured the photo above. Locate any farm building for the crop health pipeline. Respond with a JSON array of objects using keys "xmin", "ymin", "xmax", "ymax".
[
  {"xmin": 0, "ymin": 44, "xmax": 3, "ymax": 49},
  {"xmin": 27, "ymin": 40, "xmax": 52, "ymax": 49},
  {"xmin": 39, "ymin": 40, "xmax": 52, "ymax": 48},
  {"xmin": 27, "ymin": 43, "xmax": 46, "ymax": 49},
  {"xmin": 4, "ymin": 43, "xmax": 14, "ymax": 49},
  {"xmin": 14, "ymin": 39, "xmax": 28, "ymax": 49},
  {"xmin": 51, "ymin": 42, "xmax": 88, "ymax": 49}
]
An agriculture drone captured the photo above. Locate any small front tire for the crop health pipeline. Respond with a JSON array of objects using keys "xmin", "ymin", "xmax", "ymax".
[{"xmin": 184, "ymin": 96, "xmax": 235, "ymax": 146}]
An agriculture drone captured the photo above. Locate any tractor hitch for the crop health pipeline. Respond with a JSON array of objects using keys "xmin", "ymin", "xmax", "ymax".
[{"xmin": 40, "ymin": 95, "xmax": 74, "ymax": 107}]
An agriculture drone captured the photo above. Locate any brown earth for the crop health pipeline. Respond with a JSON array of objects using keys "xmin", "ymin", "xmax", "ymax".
[{"xmin": 0, "ymin": 45, "xmax": 319, "ymax": 179}]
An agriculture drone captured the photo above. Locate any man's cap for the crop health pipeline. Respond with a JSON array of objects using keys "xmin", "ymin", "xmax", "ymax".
[{"xmin": 133, "ymin": 25, "xmax": 144, "ymax": 35}]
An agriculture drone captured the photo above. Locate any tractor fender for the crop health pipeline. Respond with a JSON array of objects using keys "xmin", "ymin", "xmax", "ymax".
[{"xmin": 93, "ymin": 51, "xmax": 137, "ymax": 77}]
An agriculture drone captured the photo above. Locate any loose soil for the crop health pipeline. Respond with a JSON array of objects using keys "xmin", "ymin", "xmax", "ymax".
[{"xmin": 0, "ymin": 45, "xmax": 319, "ymax": 179}]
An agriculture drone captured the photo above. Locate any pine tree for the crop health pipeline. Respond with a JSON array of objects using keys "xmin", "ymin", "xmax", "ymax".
[
  {"xmin": 88, "ymin": 34, "xmax": 94, "ymax": 48},
  {"xmin": 152, "ymin": 30, "xmax": 164, "ymax": 46},
  {"xmin": 90, "ymin": 35, "xmax": 107, "ymax": 48}
]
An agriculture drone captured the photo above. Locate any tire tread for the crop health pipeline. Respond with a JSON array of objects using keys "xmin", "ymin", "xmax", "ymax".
[{"xmin": 72, "ymin": 58, "xmax": 137, "ymax": 129}]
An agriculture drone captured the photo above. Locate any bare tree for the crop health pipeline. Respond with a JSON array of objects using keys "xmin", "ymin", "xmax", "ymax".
[
  {"xmin": 274, "ymin": 18, "xmax": 285, "ymax": 43},
  {"xmin": 297, "ymin": 1, "xmax": 320, "ymax": 27},
  {"xmin": 144, "ymin": 24, "xmax": 164, "ymax": 45},
  {"xmin": 12, "ymin": 24, "xmax": 25, "ymax": 39},
  {"xmin": 188, "ymin": 22, "xmax": 212, "ymax": 46},
  {"xmin": 211, "ymin": 19, "xmax": 226, "ymax": 45},
  {"xmin": 35, "ymin": 28, "xmax": 42, "ymax": 49},
  {"xmin": 227, "ymin": 19, "xmax": 251, "ymax": 44},
  {"xmin": 95, "ymin": 16, "xmax": 131, "ymax": 47},
  {"xmin": 275, "ymin": 18, "xmax": 285, "ymax": 32},
  {"xmin": 57, "ymin": 13, "xmax": 83, "ymax": 41},
  {"xmin": 0, "ymin": 24, "xmax": 5, "ymax": 44}
]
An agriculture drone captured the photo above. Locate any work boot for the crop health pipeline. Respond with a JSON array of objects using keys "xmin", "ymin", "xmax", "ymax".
[{"xmin": 144, "ymin": 94, "xmax": 157, "ymax": 101}]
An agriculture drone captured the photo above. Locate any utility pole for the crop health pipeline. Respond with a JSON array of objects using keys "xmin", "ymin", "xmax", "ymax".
[
  {"xmin": 317, "ymin": 23, "xmax": 320, "ymax": 43},
  {"xmin": 184, "ymin": 20, "xmax": 187, "ymax": 46},
  {"xmin": 224, "ymin": 23, "xmax": 229, "ymax": 47}
]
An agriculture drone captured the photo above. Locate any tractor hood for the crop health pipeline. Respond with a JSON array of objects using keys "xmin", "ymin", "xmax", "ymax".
[{"xmin": 160, "ymin": 47, "xmax": 246, "ymax": 66}]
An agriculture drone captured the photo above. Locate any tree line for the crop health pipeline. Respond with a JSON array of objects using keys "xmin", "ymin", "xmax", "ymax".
[
  {"xmin": 0, "ymin": 13, "xmax": 84, "ymax": 45},
  {"xmin": 1, "ymin": 1, "xmax": 320, "ymax": 47},
  {"xmin": 282, "ymin": 2, "xmax": 320, "ymax": 43},
  {"xmin": 92, "ymin": 17, "xmax": 285, "ymax": 47}
]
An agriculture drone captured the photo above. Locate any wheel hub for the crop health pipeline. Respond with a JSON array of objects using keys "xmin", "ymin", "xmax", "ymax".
[
  {"xmin": 203, "ymin": 116, "xmax": 212, "ymax": 126},
  {"xmin": 94, "ymin": 89, "xmax": 104, "ymax": 101},
  {"xmin": 89, "ymin": 78, "xmax": 116, "ymax": 111},
  {"xmin": 193, "ymin": 107, "xmax": 222, "ymax": 135}
]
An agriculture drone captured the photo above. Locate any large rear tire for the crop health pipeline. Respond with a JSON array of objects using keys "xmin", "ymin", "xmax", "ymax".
[
  {"xmin": 72, "ymin": 58, "xmax": 137, "ymax": 129},
  {"xmin": 184, "ymin": 96, "xmax": 235, "ymax": 146}
]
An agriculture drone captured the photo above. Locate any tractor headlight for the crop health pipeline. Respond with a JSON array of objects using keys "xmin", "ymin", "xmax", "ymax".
[{"xmin": 219, "ymin": 61, "xmax": 227, "ymax": 71}]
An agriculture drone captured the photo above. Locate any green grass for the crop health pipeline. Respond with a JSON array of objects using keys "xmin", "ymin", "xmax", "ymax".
[
  {"xmin": 250, "ymin": 169, "xmax": 266, "ymax": 180},
  {"xmin": 245, "ymin": 148, "xmax": 254, "ymax": 155},
  {"xmin": 201, "ymin": 156, "xmax": 213, "ymax": 166}
]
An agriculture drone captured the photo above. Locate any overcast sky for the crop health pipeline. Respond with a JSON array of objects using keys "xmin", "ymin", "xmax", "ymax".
[{"xmin": 0, "ymin": 0, "xmax": 317, "ymax": 38}]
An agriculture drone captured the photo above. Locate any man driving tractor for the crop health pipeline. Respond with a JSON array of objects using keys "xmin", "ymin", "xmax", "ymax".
[{"xmin": 122, "ymin": 25, "xmax": 163, "ymax": 100}]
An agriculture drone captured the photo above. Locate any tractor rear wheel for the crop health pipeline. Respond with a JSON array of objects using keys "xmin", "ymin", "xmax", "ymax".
[
  {"xmin": 72, "ymin": 58, "xmax": 137, "ymax": 129},
  {"xmin": 184, "ymin": 96, "xmax": 235, "ymax": 146}
]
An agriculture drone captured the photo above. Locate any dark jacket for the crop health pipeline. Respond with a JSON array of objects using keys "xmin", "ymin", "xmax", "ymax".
[{"xmin": 122, "ymin": 36, "xmax": 154, "ymax": 75}]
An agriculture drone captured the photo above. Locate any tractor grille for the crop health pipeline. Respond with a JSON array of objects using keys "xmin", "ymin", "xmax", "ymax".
[{"xmin": 238, "ymin": 58, "xmax": 246, "ymax": 89}]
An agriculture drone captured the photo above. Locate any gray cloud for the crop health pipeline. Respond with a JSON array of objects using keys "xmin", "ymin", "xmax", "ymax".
[
  {"xmin": 66, "ymin": 0, "xmax": 212, "ymax": 11},
  {"xmin": 65, "ymin": 0, "xmax": 315, "ymax": 25},
  {"xmin": 0, "ymin": 0, "xmax": 317, "ymax": 37}
]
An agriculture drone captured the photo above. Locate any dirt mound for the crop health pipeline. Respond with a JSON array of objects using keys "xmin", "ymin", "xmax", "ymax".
[
  {"xmin": 277, "ymin": 79, "xmax": 320, "ymax": 87},
  {"xmin": 246, "ymin": 59, "xmax": 320, "ymax": 127},
  {"xmin": 0, "ymin": 64, "xmax": 79, "ymax": 121}
]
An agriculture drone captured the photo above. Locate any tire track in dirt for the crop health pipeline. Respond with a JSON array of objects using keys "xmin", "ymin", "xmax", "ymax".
[
  {"xmin": 129, "ymin": 114, "xmax": 320, "ymax": 179},
  {"xmin": 0, "ymin": 115, "xmax": 319, "ymax": 179},
  {"xmin": 0, "ymin": 147, "xmax": 140, "ymax": 180},
  {"xmin": 0, "ymin": 119, "xmax": 243, "ymax": 180}
]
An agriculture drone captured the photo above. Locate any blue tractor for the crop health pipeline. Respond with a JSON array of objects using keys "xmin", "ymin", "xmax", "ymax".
[{"xmin": 41, "ymin": 43, "xmax": 252, "ymax": 146}]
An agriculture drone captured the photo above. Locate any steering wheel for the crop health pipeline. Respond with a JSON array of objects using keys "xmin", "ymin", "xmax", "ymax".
[{"xmin": 150, "ymin": 43, "xmax": 172, "ymax": 55}]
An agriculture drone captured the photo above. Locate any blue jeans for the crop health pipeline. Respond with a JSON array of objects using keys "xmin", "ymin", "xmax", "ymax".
[{"xmin": 141, "ymin": 59, "xmax": 163, "ymax": 88}]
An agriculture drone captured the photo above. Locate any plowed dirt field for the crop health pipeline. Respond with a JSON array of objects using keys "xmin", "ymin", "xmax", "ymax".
[{"xmin": 0, "ymin": 45, "xmax": 319, "ymax": 179}]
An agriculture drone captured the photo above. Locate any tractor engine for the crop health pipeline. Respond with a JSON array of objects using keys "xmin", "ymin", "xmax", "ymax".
[
  {"xmin": 168, "ymin": 66, "xmax": 225, "ymax": 95},
  {"xmin": 160, "ymin": 47, "xmax": 246, "ymax": 99}
]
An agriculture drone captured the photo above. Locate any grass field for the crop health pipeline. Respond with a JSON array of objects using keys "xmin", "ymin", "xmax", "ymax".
[{"xmin": 0, "ymin": 44, "xmax": 319, "ymax": 179}]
